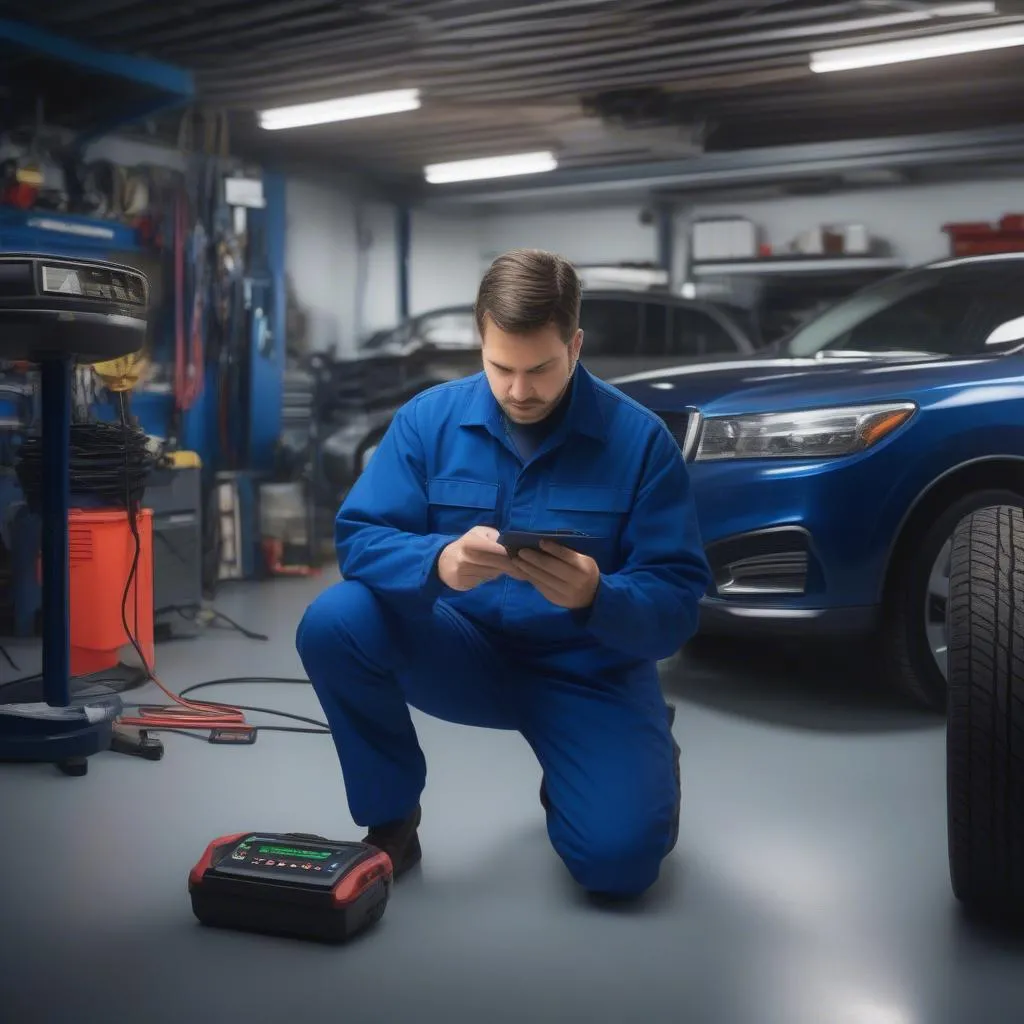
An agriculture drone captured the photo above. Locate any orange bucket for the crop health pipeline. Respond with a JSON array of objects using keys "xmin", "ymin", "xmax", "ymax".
[{"xmin": 67, "ymin": 508, "xmax": 155, "ymax": 677}]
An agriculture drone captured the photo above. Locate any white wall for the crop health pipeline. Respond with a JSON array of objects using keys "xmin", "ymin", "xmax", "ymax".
[
  {"xmin": 285, "ymin": 176, "xmax": 397, "ymax": 354},
  {"xmin": 409, "ymin": 208, "xmax": 481, "ymax": 314},
  {"xmin": 407, "ymin": 201, "xmax": 657, "ymax": 316},
  {"xmin": 479, "ymin": 202, "xmax": 656, "ymax": 268},
  {"xmin": 684, "ymin": 178, "xmax": 1024, "ymax": 268}
]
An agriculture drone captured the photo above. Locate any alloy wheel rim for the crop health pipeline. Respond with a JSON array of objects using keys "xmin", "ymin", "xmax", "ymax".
[{"xmin": 925, "ymin": 537, "xmax": 952, "ymax": 681}]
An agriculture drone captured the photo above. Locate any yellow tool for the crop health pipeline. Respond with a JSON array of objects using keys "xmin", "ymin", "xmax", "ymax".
[{"xmin": 91, "ymin": 353, "xmax": 149, "ymax": 393}]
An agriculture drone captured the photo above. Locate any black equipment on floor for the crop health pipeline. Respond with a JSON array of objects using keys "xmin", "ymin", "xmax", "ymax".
[
  {"xmin": 145, "ymin": 464, "xmax": 203, "ymax": 637},
  {"xmin": 189, "ymin": 832, "xmax": 393, "ymax": 943}
]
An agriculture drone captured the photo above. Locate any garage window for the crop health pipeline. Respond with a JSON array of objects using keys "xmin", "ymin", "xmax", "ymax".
[
  {"xmin": 639, "ymin": 301, "xmax": 668, "ymax": 354},
  {"xmin": 783, "ymin": 264, "xmax": 1024, "ymax": 357},
  {"xmin": 670, "ymin": 307, "xmax": 739, "ymax": 356},
  {"xmin": 579, "ymin": 298, "xmax": 640, "ymax": 355}
]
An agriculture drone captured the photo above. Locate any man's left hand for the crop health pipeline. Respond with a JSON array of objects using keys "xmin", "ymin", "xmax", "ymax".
[{"xmin": 514, "ymin": 540, "xmax": 600, "ymax": 610}]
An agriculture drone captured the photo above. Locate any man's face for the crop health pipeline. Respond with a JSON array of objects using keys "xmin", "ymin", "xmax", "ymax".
[{"xmin": 480, "ymin": 317, "xmax": 583, "ymax": 424}]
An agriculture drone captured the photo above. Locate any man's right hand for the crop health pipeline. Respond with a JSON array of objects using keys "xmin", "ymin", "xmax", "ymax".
[{"xmin": 437, "ymin": 526, "xmax": 521, "ymax": 592}]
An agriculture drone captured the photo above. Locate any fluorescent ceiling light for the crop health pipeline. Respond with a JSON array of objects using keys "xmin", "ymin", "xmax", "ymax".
[
  {"xmin": 258, "ymin": 88, "xmax": 420, "ymax": 130},
  {"xmin": 810, "ymin": 24, "xmax": 1024, "ymax": 72},
  {"xmin": 425, "ymin": 151, "xmax": 558, "ymax": 184}
]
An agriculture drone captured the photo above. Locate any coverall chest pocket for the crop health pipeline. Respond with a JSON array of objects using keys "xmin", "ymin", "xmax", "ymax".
[
  {"xmin": 544, "ymin": 484, "xmax": 632, "ymax": 567},
  {"xmin": 427, "ymin": 477, "xmax": 499, "ymax": 536}
]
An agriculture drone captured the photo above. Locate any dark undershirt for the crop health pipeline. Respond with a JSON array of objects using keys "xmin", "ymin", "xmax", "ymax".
[{"xmin": 504, "ymin": 384, "xmax": 572, "ymax": 460}]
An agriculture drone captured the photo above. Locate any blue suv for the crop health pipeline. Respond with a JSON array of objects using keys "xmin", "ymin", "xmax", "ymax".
[{"xmin": 612, "ymin": 253, "xmax": 1024, "ymax": 711}]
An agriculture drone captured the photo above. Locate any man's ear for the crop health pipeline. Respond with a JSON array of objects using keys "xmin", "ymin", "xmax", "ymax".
[{"xmin": 571, "ymin": 328, "xmax": 584, "ymax": 361}]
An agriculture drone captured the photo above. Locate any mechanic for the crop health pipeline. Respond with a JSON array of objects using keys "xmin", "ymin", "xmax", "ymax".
[{"xmin": 296, "ymin": 249, "xmax": 712, "ymax": 900}]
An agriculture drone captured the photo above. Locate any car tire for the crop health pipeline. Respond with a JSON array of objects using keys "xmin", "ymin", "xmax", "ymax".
[
  {"xmin": 882, "ymin": 487, "xmax": 1024, "ymax": 712},
  {"xmin": 946, "ymin": 504, "xmax": 1024, "ymax": 919}
]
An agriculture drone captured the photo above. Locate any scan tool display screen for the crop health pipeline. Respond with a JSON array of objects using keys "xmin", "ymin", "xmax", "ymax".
[
  {"xmin": 215, "ymin": 835, "xmax": 367, "ymax": 886},
  {"xmin": 41, "ymin": 264, "xmax": 146, "ymax": 305}
]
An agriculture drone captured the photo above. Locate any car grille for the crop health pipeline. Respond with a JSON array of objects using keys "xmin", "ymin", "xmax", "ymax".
[{"xmin": 659, "ymin": 409, "xmax": 701, "ymax": 460}]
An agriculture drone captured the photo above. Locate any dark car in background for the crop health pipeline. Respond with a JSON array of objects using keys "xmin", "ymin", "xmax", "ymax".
[
  {"xmin": 315, "ymin": 288, "xmax": 758, "ymax": 495},
  {"xmin": 613, "ymin": 253, "xmax": 1024, "ymax": 711}
]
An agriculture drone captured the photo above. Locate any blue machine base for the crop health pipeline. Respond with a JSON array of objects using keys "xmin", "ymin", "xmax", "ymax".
[{"xmin": 0, "ymin": 686, "xmax": 123, "ymax": 776}]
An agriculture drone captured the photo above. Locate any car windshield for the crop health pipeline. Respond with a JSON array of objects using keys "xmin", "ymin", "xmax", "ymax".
[
  {"xmin": 418, "ymin": 309, "xmax": 477, "ymax": 348},
  {"xmin": 780, "ymin": 261, "xmax": 1024, "ymax": 358}
]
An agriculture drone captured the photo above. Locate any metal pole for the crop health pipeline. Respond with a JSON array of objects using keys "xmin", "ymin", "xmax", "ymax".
[
  {"xmin": 397, "ymin": 203, "xmax": 411, "ymax": 322},
  {"xmin": 39, "ymin": 358, "xmax": 71, "ymax": 708}
]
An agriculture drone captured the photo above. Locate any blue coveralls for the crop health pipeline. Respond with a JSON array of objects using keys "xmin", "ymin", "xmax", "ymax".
[{"xmin": 296, "ymin": 365, "xmax": 711, "ymax": 896}]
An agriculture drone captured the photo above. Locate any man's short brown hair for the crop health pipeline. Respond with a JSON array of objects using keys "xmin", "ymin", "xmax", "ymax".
[{"xmin": 474, "ymin": 248, "xmax": 581, "ymax": 344}]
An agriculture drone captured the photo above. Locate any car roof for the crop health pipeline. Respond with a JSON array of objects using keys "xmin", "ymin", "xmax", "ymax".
[
  {"xmin": 926, "ymin": 252, "xmax": 1024, "ymax": 270},
  {"xmin": 412, "ymin": 289, "xmax": 736, "ymax": 320}
]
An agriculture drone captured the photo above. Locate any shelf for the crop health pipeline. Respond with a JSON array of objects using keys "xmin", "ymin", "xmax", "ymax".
[
  {"xmin": 691, "ymin": 257, "xmax": 906, "ymax": 277},
  {"xmin": 0, "ymin": 206, "xmax": 141, "ymax": 255},
  {"xmin": 0, "ymin": 17, "xmax": 194, "ymax": 144}
]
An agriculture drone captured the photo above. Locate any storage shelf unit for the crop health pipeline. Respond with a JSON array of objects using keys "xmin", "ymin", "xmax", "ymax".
[{"xmin": 0, "ymin": 16, "xmax": 194, "ymax": 142}]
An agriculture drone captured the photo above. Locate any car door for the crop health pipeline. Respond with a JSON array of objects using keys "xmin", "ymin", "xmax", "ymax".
[
  {"xmin": 577, "ymin": 295, "xmax": 642, "ymax": 379},
  {"xmin": 669, "ymin": 304, "xmax": 748, "ymax": 359}
]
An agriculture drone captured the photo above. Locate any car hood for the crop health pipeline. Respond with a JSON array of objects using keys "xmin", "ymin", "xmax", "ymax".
[{"xmin": 610, "ymin": 351, "xmax": 1012, "ymax": 416}]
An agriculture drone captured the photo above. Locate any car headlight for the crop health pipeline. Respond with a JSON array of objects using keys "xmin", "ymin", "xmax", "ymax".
[{"xmin": 694, "ymin": 402, "xmax": 916, "ymax": 461}]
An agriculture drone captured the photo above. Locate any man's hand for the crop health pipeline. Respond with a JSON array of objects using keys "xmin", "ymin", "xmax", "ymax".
[
  {"xmin": 514, "ymin": 540, "xmax": 600, "ymax": 610},
  {"xmin": 437, "ymin": 526, "xmax": 523, "ymax": 592}
]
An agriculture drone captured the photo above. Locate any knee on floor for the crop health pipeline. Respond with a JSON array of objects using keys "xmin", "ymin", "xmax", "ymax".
[{"xmin": 558, "ymin": 816, "xmax": 669, "ymax": 898}]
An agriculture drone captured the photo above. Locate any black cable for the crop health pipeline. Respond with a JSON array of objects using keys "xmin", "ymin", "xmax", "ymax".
[
  {"xmin": 15, "ymin": 419, "xmax": 154, "ymax": 512},
  {"xmin": 123, "ymin": 676, "xmax": 327, "ymax": 734},
  {"xmin": 118, "ymin": 393, "xmax": 151, "ymax": 677},
  {"xmin": 121, "ymin": 700, "xmax": 328, "ymax": 733},
  {"xmin": 155, "ymin": 603, "xmax": 269, "ymax": 642},
  {"xmin": 0, "ymin": 643, "xmax": 17, "ymax": 671},
  {"xmin": 177, "ymin": 675, "xmax": 310, "ymax": 695},
  {"xmin": 205, "ymin": 609, "xmax": 269, "ymax": 641}
]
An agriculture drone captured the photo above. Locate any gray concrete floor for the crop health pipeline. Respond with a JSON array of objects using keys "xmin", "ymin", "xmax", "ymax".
[{"xmin": 1, "ymin": 573, "xmax": 1023, "ymax": 1024}]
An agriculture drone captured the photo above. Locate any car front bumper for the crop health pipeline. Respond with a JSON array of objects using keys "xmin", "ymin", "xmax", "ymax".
[
  {"xmin": 681, "ymin": 430, "xmax": 915, "ymax": 638},
  {"xmin": 697, "ymin": 596, "xmax": 878, "ymax": 637}
]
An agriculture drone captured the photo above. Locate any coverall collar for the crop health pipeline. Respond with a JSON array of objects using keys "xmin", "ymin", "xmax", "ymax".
[{"xmin": 461, "ymin": 363, "xmax": 607, "ymax": 443}]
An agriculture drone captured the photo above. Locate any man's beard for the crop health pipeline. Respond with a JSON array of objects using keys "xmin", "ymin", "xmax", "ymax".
[{"xmin": 501, "ymin": 359, "xmax": 577, "ymax": 423}]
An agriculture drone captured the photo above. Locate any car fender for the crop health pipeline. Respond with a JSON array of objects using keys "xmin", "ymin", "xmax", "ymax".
[{"xmin": 871, "ymin": 426, "xmax": 1024, "ymax": 602}]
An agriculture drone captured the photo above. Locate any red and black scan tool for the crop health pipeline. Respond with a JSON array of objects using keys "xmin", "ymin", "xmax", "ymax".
[{"xmin": 189, "ymin": 832, "xmax": 393, "ymax": 943}]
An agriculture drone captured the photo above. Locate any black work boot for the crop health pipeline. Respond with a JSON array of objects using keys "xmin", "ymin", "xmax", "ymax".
[
  {"xmin": 667, "ymin": 702, "xmax": 682, "ymax": 854},
  {"xmin": 362, "ymin": 804, "xmax": 422, "ymax": 879}
]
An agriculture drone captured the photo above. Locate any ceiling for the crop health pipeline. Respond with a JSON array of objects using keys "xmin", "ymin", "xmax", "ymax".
[{"xmin": 7, "ymin": 0, "xmax": 1024, "ymax": 193}]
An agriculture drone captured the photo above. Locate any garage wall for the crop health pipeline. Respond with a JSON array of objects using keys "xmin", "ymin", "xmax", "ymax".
[
  {"xmin": 409, "ymin": 208, "xmax": 481, "ymax": 314},
  {"xmin": 479, "ymin": 202, "xmax": 656, "ymax": 266},
  {"xmin": 285, "ymin": 175, "xmax": 398, "ymax": 355},
  {"xmin": 407, "ymin": 200, "xmax": 658, "ymax": 316},
  {"xmin": 683, "ymin": 178, "xmax": 1024, "ymax": 268}
]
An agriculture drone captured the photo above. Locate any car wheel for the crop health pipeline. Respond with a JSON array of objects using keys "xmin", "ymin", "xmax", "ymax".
[
  {"xmin": 946, "ymin": 504, "xmax": 1024, "ymax": 918},
  {"xmin": 882, "ymin": 487, "xmax": 1024, "ymax": 712}
]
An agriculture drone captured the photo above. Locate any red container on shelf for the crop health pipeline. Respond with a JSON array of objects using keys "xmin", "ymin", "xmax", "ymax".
[{"xmin": 943, "ymin": 217, "xmax": 1024, "ymax": 257}]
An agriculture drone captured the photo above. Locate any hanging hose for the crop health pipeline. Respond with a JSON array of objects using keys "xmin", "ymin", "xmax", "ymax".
[{"xmin": 173, "ymin": 190, "xmax": 204, "ymax": 412}]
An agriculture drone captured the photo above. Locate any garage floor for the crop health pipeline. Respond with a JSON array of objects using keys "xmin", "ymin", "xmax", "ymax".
[{"xmin": 2, "ymin": 573, "xmax": 1023, "ymax": 1024}]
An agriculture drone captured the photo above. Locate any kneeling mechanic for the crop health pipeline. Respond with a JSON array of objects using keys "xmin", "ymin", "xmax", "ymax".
[{"xmin": 296, "ymin": 249, "xmax": 712, "ymax": 900}]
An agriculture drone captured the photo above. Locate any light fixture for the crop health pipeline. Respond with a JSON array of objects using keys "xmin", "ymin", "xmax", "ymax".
[
  {"xmin": 810, "ymin": 23, "xmax": 1024, "ymax": 73},
  {"xmin": 258, "ymin": 88, "xmax": 421, "ymax": 130},
  {"xmin": 424, "ymin": 151, "xmax": 558, "ymax": 184}
]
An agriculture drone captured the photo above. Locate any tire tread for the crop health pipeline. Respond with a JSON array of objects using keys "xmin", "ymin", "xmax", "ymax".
[{"xmin": 947, "ymin": 504, "xmax": 1024, "ymax": 915}]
